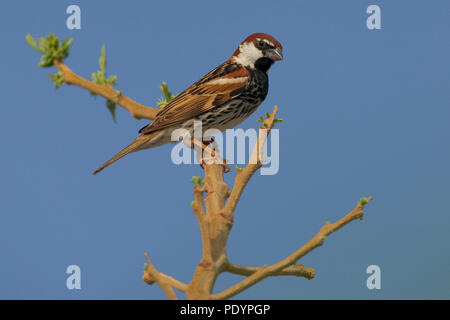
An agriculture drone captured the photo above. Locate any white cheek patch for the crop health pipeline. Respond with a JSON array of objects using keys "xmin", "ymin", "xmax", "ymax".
[
  {"xmin": 209, "ymin": 77, "xmax": 248, "ymax": 85},
  {"xmin": 233, "ymin": 42, "xmax": 263, "ymax": 68}
]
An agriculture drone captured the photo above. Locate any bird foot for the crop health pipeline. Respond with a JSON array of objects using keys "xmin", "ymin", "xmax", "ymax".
[
  {"xmin": 193, "ymin": 137, "xmax": 229, "ymax": 172},
  {"xmin": 200, "ymin": 156, "xmax": 230, "ymax": 173}
]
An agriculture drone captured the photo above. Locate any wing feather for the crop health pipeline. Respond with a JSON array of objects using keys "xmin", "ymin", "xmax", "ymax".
[{"xmin": 140, "ymin": 62, "xmax": 249, "ymax": 134}]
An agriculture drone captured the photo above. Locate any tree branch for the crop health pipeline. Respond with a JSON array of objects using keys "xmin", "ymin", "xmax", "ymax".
[
  {"xmin": 54, "ymin": 59, "xmax": 159, "ymax": 120},
  {"xmin": 143, "ymin": 271, "xmax": 188, "ymax": 293},
  {"xmin": 226, "ymin": 263, "xmax": 315, "ymax": 280},
  {"xmin": 143, "ymin": 252, "xmax": 180, "ymax": 299},
  {"xmin": 212, "ymin": 196, "xmax": 373, "ymax": 300},
  {"xmin": 223, "ymin": 105, "xmax": 278, "ymax": 217},
  {"xmin": 191, "ymin": 185, "xmax": 212, "ymax": 259}
]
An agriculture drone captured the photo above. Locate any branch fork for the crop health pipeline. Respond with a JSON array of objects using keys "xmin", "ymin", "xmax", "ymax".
[{"xmin": 140, "ymin": 105, "xmax": 372, "ymax": 300}]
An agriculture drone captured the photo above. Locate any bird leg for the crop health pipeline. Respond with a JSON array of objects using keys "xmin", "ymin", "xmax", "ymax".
[
  {"xmin": 208, "ymin": 139, "xmax": 231, "ymax": 173},
  {"xmin": 192, "ymin": 138, "xmax": 230, "ymax": 173}
]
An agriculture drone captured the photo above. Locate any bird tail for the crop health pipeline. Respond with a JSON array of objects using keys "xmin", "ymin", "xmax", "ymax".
[{"xmin": 93, "ymin": 133, "xmax": 156, "ymax": 175}]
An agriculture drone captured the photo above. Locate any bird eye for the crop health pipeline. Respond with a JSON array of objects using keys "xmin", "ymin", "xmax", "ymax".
[{"xmin": 258, "ymin": 40, "xmax": 265, "ymax": 48}]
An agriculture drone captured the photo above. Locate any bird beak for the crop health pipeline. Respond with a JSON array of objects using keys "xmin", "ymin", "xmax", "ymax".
[{"xmin": 267, "ymin": 47, "xmax": 283, "ymax": 61}]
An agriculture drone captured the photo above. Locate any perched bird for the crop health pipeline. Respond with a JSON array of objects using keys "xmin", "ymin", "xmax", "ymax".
[{"xmin": 93, "ymin": 33, "xmax": 283, "ymax": 174}]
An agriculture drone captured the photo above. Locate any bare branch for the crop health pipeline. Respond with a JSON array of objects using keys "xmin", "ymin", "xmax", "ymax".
[
  {"xmin": 143, "ymin": 271, "xmax": 188, "ymax": 293},
  {"xmin": 212, "ymin": 196, "xmax": 373, "ymax": 300},
  {"xmin": 223, "ymin": 105, "xmax": 278, "ymax": 217},
  {"xmin": 143, "ymin": 252, "xmax": 179, "ymax": 299},
  {"xmin": 226, "ymin": 263, "xmax": 315, "ymax": 280},
  {"xmin": 54, "ymin": 59, "xmax": 159, "ymax": 120},
  {"xmin": 192, "ymin": 185, "xmax": 212, "ymax": 259}
]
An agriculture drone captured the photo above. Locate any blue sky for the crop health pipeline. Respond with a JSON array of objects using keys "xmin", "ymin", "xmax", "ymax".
[{"xmin": 1, "ymin": 0, "xmax": 450, "ymax": 299}]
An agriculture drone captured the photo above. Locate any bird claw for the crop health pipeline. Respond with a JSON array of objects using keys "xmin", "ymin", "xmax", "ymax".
[
  {"xmin": 200, "ymin": 156, "xmax": 230, "ymax": 173},
  {"xmin": 196, "ymin": 137, "xmax": 229, "ymax": 172}
]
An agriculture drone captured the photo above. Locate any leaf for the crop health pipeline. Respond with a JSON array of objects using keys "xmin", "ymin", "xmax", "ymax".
[
  {"xmin": 49, "ymin": 70, "xmax": 64, "ymax": 88},
  {"xmin": 160, "ymin": 81, "xmax": 174, "ymax": 102},
  {"xmin": 256, "ymin": 116, "xmax": 264, "ymax": 123},
  {"xmin": 157, "ymin": 82, "xmax": 175, "ymax": 108},
  {"xmin": 89, "ymin": 45, "xmax": 119, "ymax": 122},
  {"xmin": 27, "ymin": 33, "xmax": 74, "ymax": 68},
  {"xmin": 91, "ymin": 72, "xmax": 98, "ymax": 84},
  {"xmin": 37, "ymin": 37, "xmax": 48, "ymax": 51},
  {"xmin": 99, "ymin": 45, "xmax": 106, "ymax": 71},
  {"xmin": 25, "ymin": 34, "xmax": 43, "ymax": 52},
  {"xmin": 156, "ymin": 98, "xmax": 168, "ymax": 108},
  {"xmin": 191, "ymin": 176, "xmax": 204, "ymax": 186},
  {"xmin": 39, "ymin": 55, "xmax": 54, "ymax": 67},
  {"xmin": 106, "ymin": 100, "xmax": 117, "ymax": 123},
  {"xmin": 91, "ymin": 45, "xmax": 118, "ymax": 87},
  {"xmin": 359, "ymin": 197, "xmax": 368, "ymax": 206},
  {"xmin": 62, "ymin": 38, "xmax": 73, "ymax": 51},
  {"xmin": 106, "ymin": 75, "xmax": 117, "ymax": 86}
]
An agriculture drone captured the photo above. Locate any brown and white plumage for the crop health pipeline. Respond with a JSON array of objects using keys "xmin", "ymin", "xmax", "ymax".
[
  {"xmin": 139, "ymin": 66, "xmax": 250, "ymax": 135},
  {"xmin": 93, "ymin": 33, "xmax": 283, "ymax": 175}
]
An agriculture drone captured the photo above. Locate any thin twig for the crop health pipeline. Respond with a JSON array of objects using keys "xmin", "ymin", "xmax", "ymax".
[
  {"xmin": 143, "ymin": 271, "xmax": 188, "ymax": 293},
  {"xmin": 223, "ymin": 105, "xmax": 278, "ymax": 216},
  {"xmin": 143, "ymin": 252, "xmax": 179, "ymax": 300},
  {"xmin": 192, "ymin": 185, "xmax": 212, "ymax": 259},
  {"xmin": 54, "ymin": 59, "xmax": 159, "ymax": 120},
  {"xmin": 226, "ymin": 263, "xmax": 315, "ymax": 280},
  {"xmin": 212, "ymin": 196, "xmax": 373, "ymax": 300}
]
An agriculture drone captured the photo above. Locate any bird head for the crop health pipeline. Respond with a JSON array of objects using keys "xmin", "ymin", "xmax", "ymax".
[{"xmin": 230, "ymin": 33, "xmax": 283, "ymax": 72}]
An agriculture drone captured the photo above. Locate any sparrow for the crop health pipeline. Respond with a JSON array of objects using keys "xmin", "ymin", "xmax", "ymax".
[{"xmin": 93, "ymin": 33, "xmax": 283, "ymax": 174}]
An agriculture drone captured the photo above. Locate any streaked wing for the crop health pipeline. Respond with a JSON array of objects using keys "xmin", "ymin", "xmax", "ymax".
[{"xmin": 139, "ymin": 62, "xmax": 249, "ymax": 134}]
